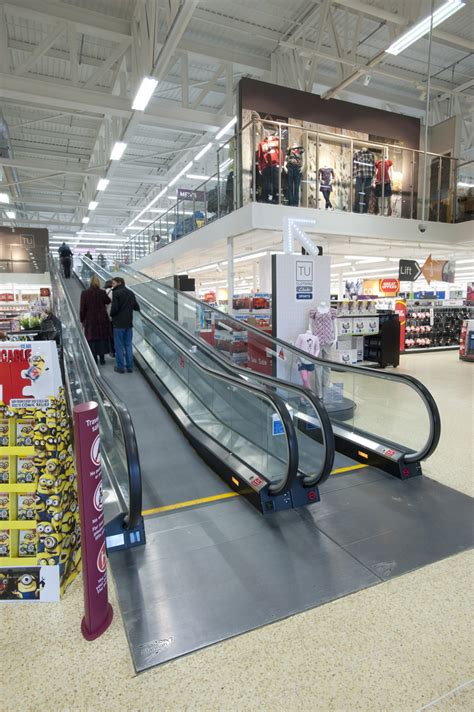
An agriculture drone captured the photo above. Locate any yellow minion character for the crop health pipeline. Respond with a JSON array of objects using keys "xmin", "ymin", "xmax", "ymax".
[
  {"xmin": 61, "ymin": 510, "xmax": 75, "ymax": 535},
  {"xmin": 18, "ymin": 422, "xmax": 34, "ymax": 445},
  {"xmin": 45, "ymin": 458, "xmax": 59, "ymax": 477},
  {"xmin": 58, "ymin": 450, "xmax": 68, "ymax": 465},
  {"xmin": 45, "ymin": 494, "xmax": 61, "ymax": 518},
  {"xmin": 13, "ymin": 573, "xmax": 39, "ymax": 599},
  {"xmin": 45, "ymin": 434, "xmax": 57, "ymax": 454},
  {"xmin": 0, "ymin": 459, "xmax": 9, "ymax": 484},
  {"xmin": 0, "ymin": 571, "xmax": 10, "ymax": 596},
  {"xmin": 26, "ymin": 353, "xmax": 48, "ymax": 382},
  {"xmin": 37, "ymin": 473, "xmax": 55, "ymax": 496},
  {"xmin": 38, "ymin": 556, "xmax": 57, "ymax": 566},
  {"xmin": 0, "ymin": 531, "xmax": 10, "ymax": 556},
  {"xmin": 18, "ymin": 495, "xmax": 36, "ymax": 520},
  {"xmin": 43, "ymin": 533, "xmax": 61, "ymax": 556},
  {"xmin": 19, "ymin": 530, "xmax": 37, "ymax": 556},
  {"xmin": 0, "ymin": 495, "xmax": 9, "ymax": 520},
  {"xmin": 0, "ymin": 422, "xmax": 8, "ymax": 445},
  {"xmin": 17, "ymin": 459, "xmax": 37, "ymax": 484}
]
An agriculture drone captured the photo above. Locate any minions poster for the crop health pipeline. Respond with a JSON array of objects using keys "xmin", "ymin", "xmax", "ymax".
[{"xmin": 0, "ymin": 341, "xmax": 81, "ymax": 602}]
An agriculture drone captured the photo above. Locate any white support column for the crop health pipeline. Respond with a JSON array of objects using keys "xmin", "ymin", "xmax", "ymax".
[
  {"xmin": 0, "ymin": 5, "xmax": 9, "ymax": 74},
  {"xmin": 181, "ymin": 52, "xmax": 189, "ymax": 108},
  {"xmin": 227, "ymin": 236, "xmax": 234, "ymax": 315}
]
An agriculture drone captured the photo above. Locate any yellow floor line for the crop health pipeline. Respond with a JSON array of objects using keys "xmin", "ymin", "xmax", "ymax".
[
  {"xmin": 142, "ymin": 491, "xmax": 239, "ymax": 516},
  {"xmin": 142, "ymin": 464, "xmax": 369, "ymax": 518}
]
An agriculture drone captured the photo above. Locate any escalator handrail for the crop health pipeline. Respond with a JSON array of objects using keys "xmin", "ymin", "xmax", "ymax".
[
  {"xmin": 75, "ymin": 266, "xmax": 299, "ymax": 496},
  {"xmin": 50, "ymin": 258, "xmax": 143, "ymax": 530},
  {"xmin": 81, "ymin": 259, "xmax": 334, "ymax": 487},
  {"xmin": 116, "ymin": 261, "xmax": 441, "ymax": 464}
]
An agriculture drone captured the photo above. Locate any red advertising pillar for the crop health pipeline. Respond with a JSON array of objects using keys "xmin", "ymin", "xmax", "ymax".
[
  {"xmin": 73, "ymin": 402, "xmax": 113, "ymax": 641},
  {"xmin": 395, "ymin": 300, "xmax": 407, "ymax": 352}
]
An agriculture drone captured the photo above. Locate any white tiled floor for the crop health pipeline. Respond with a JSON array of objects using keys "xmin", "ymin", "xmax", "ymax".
[{"xmin": 3, "ymin": 352, "xmax": 473, "ymax": 711}]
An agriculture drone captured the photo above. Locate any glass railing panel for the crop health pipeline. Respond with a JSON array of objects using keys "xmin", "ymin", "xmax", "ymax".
[
  {"xmin": 455, "ymin": 160, "xmax": 474, "ymax": 223},
  {"xmin": 315, "ymin": 134, "xmax": 352, "ymax": 213}
]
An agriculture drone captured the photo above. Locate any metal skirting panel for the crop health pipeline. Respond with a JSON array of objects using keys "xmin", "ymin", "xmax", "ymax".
[{"xmin": 109, "ymin": 466, "xmax": 474, "ymax": 672}]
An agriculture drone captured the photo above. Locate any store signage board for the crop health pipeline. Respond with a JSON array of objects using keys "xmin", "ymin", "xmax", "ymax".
[
  {"xmin": 177, "ymin": 188, "xmax": 206, "ymax": 201},
  {"xmin": 399, "ymin": 260, "xmax": 421, "ymax": 281},
  {"xmin": 0, "ymin": 341, "xmax": 62, "ymax": 405},
  {"xmin": 422, "ymin": 255, "xmax": 455, "ymax": 284},
  {"xmin": 379, "ymin": 278, "xmax": 400, "ymax": 296},
  {"xmin": 295, "ymin": 260, "xmax": 314, "ymax": 300}
]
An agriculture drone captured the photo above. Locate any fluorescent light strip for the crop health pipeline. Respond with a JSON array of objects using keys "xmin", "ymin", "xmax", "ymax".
[
  {"xmin": 215, "ymin": 117, "xmax": 237, "ymax": 140},
  {"xmin": 110, "ymin": 142, "xmax": 127, "ymax": 161},
  {"xmin": 76, "ymin": 231, "xmax": 117, "ymax": 236},
  {"xmin": 0, "ymin": 192, "xmax": 10, "ymax": 204},
  {"xmin": 126, "ymin": 186, "xmax": 168, "ymax": 228},
  {"xmin": 188, "ymin": 263, "xmax": 218, "ymax": 274},
  {"xmin": 186, "ymin": 174, "xmax": 210, "ymax": 181},
  {"xmin": 97, "ymin": 179, "xmax": 109, "ymax": 191},
  {"xmin": 132, "ymin": 77, "xmax": 158, "ymax": 111},
  {"xmin": 458, "ymin": 182, "xmax": 473, "ymax": 188},
  {"xmin": 457, "ymin": 259, "xmax": 474, "ymax": 264},
  {"xmin": 169, "ymin": 161, "xmax": 194, "ymax": 187},
  {"xmin": 332, "ymin": 262, "xmax": 352, "ymax": 268},
  {"xmin": 88, "ymin": 201, "xmax": 98, "ymax": 210},
  {"xmin": 386, "ymin": 1, "xmax": 465, "ymax": 56},
  {"xmin": 194, "ymin": 142, "xmax": 213, "ymax": 161},
  {"xmin": 6, "ymin": 210, "xmax": 16, "ymax": 219},
  {"xmin": 82, "ymin": 216, "xmax": 90, "ymax": 223}
]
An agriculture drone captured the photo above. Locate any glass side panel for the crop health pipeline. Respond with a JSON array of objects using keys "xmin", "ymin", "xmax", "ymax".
[
  {"xmin": 108, "ymin": 263, "xmax": 433, "ymax": 458},
  {"xmin": 456, "ymin": 160, "xmax": 474, "ymax": 223}
]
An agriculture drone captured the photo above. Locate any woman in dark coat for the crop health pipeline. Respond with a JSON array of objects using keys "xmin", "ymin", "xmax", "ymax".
[{"xmin": 79, "ymin": 275, "xmax": 111, "ymax": 364}]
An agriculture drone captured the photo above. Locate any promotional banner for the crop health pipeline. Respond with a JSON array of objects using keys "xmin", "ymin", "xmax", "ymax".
[
  {"xmin": 177, "ymin": 188, "xmax": 206, "ymax": 201},
  {"xmin": 0, "ymin": 341, "xmax": 62, "ymax": 405},
  {"xmin": 395, "ymin": 300, "xmax": 406, "ymax": 352},
  {"xmin": 379, "ymin": 278, "xmax": 400, "ymax": 296},
  {"xmin": 73, "ymin": 402, "xmax": 113, "ymax": 640}
]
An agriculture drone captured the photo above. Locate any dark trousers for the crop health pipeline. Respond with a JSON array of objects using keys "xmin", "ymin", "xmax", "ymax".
[
  {"xmin": 114, "ymin": 327, "xmax": 133, "ymax": 370},
  {"xmin": 262, "ymin": 165, "xmax": 279, "ymax": 203},
  {"xmin": 354, "ymin": 175, "xmax": 372, "ymax": 213},
  {"xmin": 61, "ymin": 257, "xmax": 71, "ymax": 278},
  {"xmin": 320, "ymin": 187, "xmax": 332, "ymax": 209},
  {"xmin": 287, "ymin": 164, "xmax": 302, "ymax": 206}
]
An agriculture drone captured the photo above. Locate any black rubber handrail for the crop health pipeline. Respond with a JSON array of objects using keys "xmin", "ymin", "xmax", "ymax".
[
  {"xmin": 81, "ymin": 259, "xmax": 334, "ymax": 487},
  {"xmin": 116, "ymin": 261, "xmax": 441, "ymax": 465},
  {"xmin": 50, "ymin": 258, "xmax": 143, "ymax": 531},
  {"xmin": 75, "ymin": 264, "xmax": 300, "ymax": 496}
]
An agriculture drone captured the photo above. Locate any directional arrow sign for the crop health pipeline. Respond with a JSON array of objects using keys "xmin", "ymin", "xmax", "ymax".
[
  {"xmin": 399, "ymin": 259, "xmax": 422, "ymax": 281},
  {"xmin": 282, "ymin": 217, "xmax": 323, "ymax": 256},
  {"xmin": 422, "ymin": 255, "xmax": 456, "ymax": 284}
]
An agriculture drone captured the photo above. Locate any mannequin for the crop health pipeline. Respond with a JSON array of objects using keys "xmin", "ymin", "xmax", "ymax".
[
  {"xmin": 285, "ymin": 145, "xmax": 305, "ymax": 206},
  {"xmin": 318, "ymin": 167, "xmax": 335, "ymax": 210},
  {"xmin": 257, "ymin": 134, "xmax": 282, "ymax": 203},
  {"xmin": 294, "ymin": 328, "xmax": 320, "ymax": 389},
  {"xmin": 375, "ymin": 157, "xmax": 393, "ymax": 216},
  {"xmin": 309, "ymin": 302, "xmax": 337, "ymax": 397},
  {"xmin": 353, "ymin": 146, "xmax": 375, "ymax": 213}
]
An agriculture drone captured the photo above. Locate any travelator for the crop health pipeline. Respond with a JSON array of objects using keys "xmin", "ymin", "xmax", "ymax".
[
  {"xmin": 55, "ymin": 258, "xmax": 336, "ymax": 528},
  {"xmin": 82, "ymin": 258, "xmax": 441, "ymax": 482}
]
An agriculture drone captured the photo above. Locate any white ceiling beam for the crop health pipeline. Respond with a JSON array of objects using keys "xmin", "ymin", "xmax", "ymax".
[
  {"xmin": 4, "ymin": 0, "xmax": 131, "ymax": 42},
  {"xmin": 331, "ymin": 0, "xmax": 474, "ymax": 53},
  {"xmin": 180, "ymin": 52, "xmax": 189, "ymax": 108},
  {"xmin": 14, "ymin": 22, "xmax": 67, "ymax": 76},
  {"xmin": 0, "ymin": 73, "xmax": 225, "ymax": 130},
  {"xmin": 158, "ymin": 34, "xmax": 271, "ymax": 73},
  {"xmin": 68, "ymin": 23, "xmax": 79, "ymax": 86},
  {"xmin": 304, "ymin": 0, "xmax": 331, "ymax": 92},
  {"xmin": 152, "ymin": 0, "xmax": 199, "ymax": 81},
  {"xmin": 190, "ymin": 64, "xmax": 225, "ymax": 110},
  {"xmin": 84, "ymin": 39, "xmax": 132, "ymax": 89},
  {"xmin": 0, "ymin": 4, "xmax": 10, "ymax": 73},
  {"xmin": 193, "ymin": 8, "xmax": 281, "ymax": 44}
]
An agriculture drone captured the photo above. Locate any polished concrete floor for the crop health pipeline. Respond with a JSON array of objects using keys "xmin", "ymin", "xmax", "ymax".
[{"xmin": 3, "ymin": 351, "xmax": 473, "ymax": 710}]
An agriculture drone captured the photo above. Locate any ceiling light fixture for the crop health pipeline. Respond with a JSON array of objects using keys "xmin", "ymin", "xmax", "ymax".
[
  {"xmin": 110, "ymin": 142, "xmax": 127, "ymax": 161},
  {"xmin": 0, "ymin": 193, "xmax": 10, "ymax": 204},
  {"xmin": 76, "ymin": 231, "xmax": 117, "ymax": 236},
  {"xmin": 97, "ymin": 178, "xmax": 110, "ymax": 191},
  {"xmin": 126, "ymin": 186, "xmax": 169, "ymax": 228},
  {"xmin": 215, "ymin": 117, "xmax": 237, "ymax": 140},
  {"xmin": 194, "ymin": 142, "xmax": 213, "ymax": 161},
  {"xmin": 188, "ymin": 263, "xmax": 218, "ymax": 274},
  {"xmin": 6, "ymin": 210, "xmax": 16, "ymax": 219},
  {"xmin": 132, "ymin": 76, "xmax": 158, "ymax": 111},
  {"xmin": 169, "ymin": 161, "xmax": 194, "ymax": 187},
  {"xmin": 88, "ymin": 201, "xmax": 98, "ymax": 210},
  {"xmin": 186, "ymin": 174, "xmax": 210, "ymax": 181},
  {"xmin": 82, "ymin": 216, "xmax": 90, "ymax": 223},
  {"xmin": 386, "ymin": 0, "xmax": 465, "ymax": 56}
]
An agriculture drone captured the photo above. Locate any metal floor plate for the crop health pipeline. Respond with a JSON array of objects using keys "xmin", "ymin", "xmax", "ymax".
[{"xmin": 109, "ymin": 466, "xmax": 474, "ymax": 672}]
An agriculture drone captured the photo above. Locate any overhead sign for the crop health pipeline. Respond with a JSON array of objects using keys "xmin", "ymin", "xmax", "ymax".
[
  {"xmin": 399, "ymin": 259, "xmax": 422, "ymax": 281},
  {"xmin": 177, "ymin": 188, "xmax": 206, "ymax": 202},
  {"xmin": 422, "ymin": 255, "xmax": 455, "ymax": 284},
  {"xmin": 295, "ymin": 259, "xmax": 313, "ymax": 300}
]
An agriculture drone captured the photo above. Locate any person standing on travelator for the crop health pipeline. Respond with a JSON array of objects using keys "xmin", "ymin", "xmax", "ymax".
[
  {"xmin": 110, "ymin": 276, "xmax": 140, "ymax": 374},
  {"xmin": 58, "ymin": 242, "xmax": 73, "ymax": 278}
]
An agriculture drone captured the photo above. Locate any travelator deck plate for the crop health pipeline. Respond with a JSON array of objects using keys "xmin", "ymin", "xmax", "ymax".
[{"xmin": 63, "ymin": 278, "xmax": 474, "ymax": 672}]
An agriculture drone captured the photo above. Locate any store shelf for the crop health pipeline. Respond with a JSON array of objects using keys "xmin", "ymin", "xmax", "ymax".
[{"xmin": 402, "ymin": 345, "xmax": 459, "ymax": 353}]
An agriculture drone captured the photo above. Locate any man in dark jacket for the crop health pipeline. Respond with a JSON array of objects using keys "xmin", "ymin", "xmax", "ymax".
[
  {"xmin": 58, "ymin": 242, "xmax": 73, "ymax": 278},
  {"xmin": 110, "ymin": 276, "xmax": 140, "ymax": 373}
]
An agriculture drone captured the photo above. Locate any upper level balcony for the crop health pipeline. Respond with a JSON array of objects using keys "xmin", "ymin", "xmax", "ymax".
[{"xmin": 117, "ymin": 116, "xmax": 474, "ymax": 265}]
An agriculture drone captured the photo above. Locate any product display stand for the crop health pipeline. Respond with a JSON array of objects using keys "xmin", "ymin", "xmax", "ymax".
[
  {"xmin": 459, "ymin": 319, "xmax": 474, "ymax": 362},
  {"xmin": 363, "ymin": 311, "xmax": 400, "ymax": 368}
]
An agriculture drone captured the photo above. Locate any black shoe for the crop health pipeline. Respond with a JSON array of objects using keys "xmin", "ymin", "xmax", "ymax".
[
  {"xmin": 100, "ymin": 358, "xmax": 106, "ymax": 365},
  {"xmin": 126, "ymin": 368, "xmax": 133, "ymax": 373},
  {"xmin": 114, "ymin": 367, "xmax": 125, "ymax": 373}
]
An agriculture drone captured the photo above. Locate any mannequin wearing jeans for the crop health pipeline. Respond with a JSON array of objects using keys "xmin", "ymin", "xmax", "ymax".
[
  {"xmin": 353, "ymin": 147, "xmax": 375, "ymax": 213},
  {"xmin": 294, "ymin": 330, "xmax": 320, "ymax": 390},
  {"xmin": 285, "ymin": 145, "xmax": 305, "ymax": 206},
  {"xmin": 309, "ymin": 302, "xmax": 337, "ymax": 398},
  {"xmin": 318, "ymin": 167, "xmax": 335, "ymax": 209},
  {"xmin": 257, "ymin": 135, "xmax": 282, "ymax": 203}
]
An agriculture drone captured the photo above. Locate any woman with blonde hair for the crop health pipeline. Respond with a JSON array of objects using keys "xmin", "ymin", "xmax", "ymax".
[{"xmin": 79, "ymin": 274, "xmax": 111, "ymax": 365}]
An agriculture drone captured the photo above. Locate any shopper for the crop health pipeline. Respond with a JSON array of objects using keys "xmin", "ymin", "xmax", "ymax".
[
  {"xmin": 58, "ymin": 242, "xmax": 73, "ymax": 278},
  {"xmin": 110, "ymin": 276, "xmax": 140, "ymax": 373},
  {"xmin": 79, "ymin": 275, "xmax": 111, "ymax": 365},
  {"xmin": 104, "ymin": 279, "xmax": 115, "ymax": 357}
]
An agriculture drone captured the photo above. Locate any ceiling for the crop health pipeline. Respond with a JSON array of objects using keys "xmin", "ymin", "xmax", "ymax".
[{"xmin": 0, "ymin": 0, "xmax": 473, "ymax": 254}]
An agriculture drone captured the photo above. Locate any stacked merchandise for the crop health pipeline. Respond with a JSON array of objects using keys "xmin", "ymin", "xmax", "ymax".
[
  {"xmin": 459, "ymin": 319, "xmax": 474, "ymax": 362},
  {"xmin": 405, "ymin": 307, "xmax": 432, "ymax": 349},
  {"xmin": 214, "ymin": 322, "xmax": 248, "ymax": 367},
  {"xmin": 330, "ymin": 300, "xmax": 379, "ymax": 363},
  {"xmin": 363, "ymin": 311, "xmax": 400, "ymax": 368}
]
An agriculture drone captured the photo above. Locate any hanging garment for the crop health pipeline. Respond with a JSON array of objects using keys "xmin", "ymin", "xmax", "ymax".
[
  {"xmin": 286, "ymin": 145, "xmax": 304, "ymax": 167},
  {"xmin": 257, "ymin": 135, "xmax": 282, "ymax": 172},
  {"xmin": 295, "ymin": 332, "xmax": 320, "ymax": 357},
  {"xmin": 375, "ymin": 159, "xmax": 393, "ymax": 184}
]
